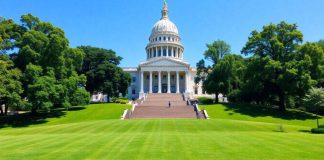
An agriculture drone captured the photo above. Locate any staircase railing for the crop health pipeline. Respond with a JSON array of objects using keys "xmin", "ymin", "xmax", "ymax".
[
  {"xmin": 121, "ymin": 104, "xmax": 138, "ymax": 120},
  {"xmin": 194, "ymin": 104, "xmax": 208, "ymax": 119}
]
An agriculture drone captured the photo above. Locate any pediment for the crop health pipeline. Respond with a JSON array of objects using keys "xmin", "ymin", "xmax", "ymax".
[{"xmin": 140, "ymin": 57, "xmax": 190, "ymax": 67}]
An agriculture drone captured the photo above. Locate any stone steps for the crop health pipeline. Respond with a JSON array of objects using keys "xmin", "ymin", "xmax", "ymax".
[{"xmin": 131, "ymin": 93, "xmax": 197, "ymax": 119}]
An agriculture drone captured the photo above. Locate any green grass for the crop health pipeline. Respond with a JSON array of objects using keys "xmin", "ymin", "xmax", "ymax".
[
  {"xmin": 200, "ymin": 103, "xmax": 323, "ymax": 128},
  {"xmin": 0, "ymin": 103, "xmax": 324, "ymax": 159}
]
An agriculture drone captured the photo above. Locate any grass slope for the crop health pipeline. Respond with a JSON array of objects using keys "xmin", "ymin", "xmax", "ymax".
[
  {"xmin": 0, "ymin": 103, "xmax": 323, "ymax": 160},
  {"xmin": 200, "ymin": 103, "xmax": 323, "ymax": 128}
]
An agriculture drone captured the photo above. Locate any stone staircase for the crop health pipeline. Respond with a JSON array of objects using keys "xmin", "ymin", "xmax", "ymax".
[{"xmin": 130, "ymin": 93, "xmax": 197, "ymax": 119}]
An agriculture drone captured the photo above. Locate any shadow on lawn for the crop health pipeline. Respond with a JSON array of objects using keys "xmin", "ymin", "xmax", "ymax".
[
  {"xmin": 0, "ymin": 110, "xmax": 65, "ymax": 129},
  {"xmin": 0, "ymin": 107, "xmax": 85, "ymax": 129},
  {"xmin": 222, "ymin": 103, "xmax": 318, "ymax": 120}
]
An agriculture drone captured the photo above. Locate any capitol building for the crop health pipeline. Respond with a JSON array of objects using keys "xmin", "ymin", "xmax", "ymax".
[{"xmin": 124, "ymin": 1, "xmax": 206, "ymax": 100}]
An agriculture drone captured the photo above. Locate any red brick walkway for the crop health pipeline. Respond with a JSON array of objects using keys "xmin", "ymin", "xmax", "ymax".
[{"xmin": 131, "ymin": 94, "xmax": 197, "ymax": 119}]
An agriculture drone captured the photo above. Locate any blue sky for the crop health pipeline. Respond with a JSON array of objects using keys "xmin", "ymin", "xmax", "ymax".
[{"xmin": 1, "ymin": 0, "xmax": 324, "ymax": 67}]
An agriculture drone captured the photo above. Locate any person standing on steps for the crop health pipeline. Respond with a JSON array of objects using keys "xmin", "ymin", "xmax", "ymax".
[{"xmin": 169, "ymin": 101, "xmax": 171, "ymax": 108}]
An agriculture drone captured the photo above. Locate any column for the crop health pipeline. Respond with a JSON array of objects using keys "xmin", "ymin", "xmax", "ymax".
[
  {"xmin": 167, "ymin": 46, "xmax": 169, "ymax": 57},
  {"xmin": 176, "ymin": 71, "xmax": 180, "ymax": 93},
  {"xmin": 172, "ymin": 47, "xmax": 175, "ymax": 57},
  {"xmin": 149, "ymin": 71, "xmax": 153, "ymax": 93},
  {"xmin": 155, "ymin": 47, "xmax": 157, "ymax": 57},
  {"xmin": 140, "ymin": 71, "xmax": 144, "ymax": 93},
  {"xmin": 160, "ymin": 47, "xmax": 163, "ymax": 57},
  {"xmin": 167, "ymin": 71, "xmax": 171, "ymax": 93},
  {"xmin": 158, "ymin": 71, "xmax": 162, "ymax": 93},
  {"xmin": 185, "ymin": 71, "xmax": 189, "ymax": 93}
]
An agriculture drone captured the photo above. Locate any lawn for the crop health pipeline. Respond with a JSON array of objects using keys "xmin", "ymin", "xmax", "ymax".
[
  {"xmin": 0, "ymin": 103, "xmax": 323, "ymax": 160},
  {"xmin": 199, "ymin": 103, "xmax": 323, "ymax": 128}
]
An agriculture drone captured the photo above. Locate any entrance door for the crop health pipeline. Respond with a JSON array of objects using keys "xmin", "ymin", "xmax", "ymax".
[{"xmin": 162, "ymin": 84, "xmax": 167, "ymax": 93}]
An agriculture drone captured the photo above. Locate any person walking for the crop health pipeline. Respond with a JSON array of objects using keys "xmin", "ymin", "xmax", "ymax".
[{"xmin": 168, "ymin": 101, "xmax": 171, "ymax": 108}]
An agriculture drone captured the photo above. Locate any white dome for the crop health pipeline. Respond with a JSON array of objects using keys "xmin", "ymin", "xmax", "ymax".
[{"xmin": 151, "ymin": 19, "xmax": 179, "ymax": 36}]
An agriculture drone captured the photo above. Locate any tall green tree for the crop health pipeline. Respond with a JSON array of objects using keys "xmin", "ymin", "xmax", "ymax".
[
  {"xmin": 204, "ymin": 40, "xmax": 231, "ymax": 65},
  {"xmin": 0, "ymin": 54, "xmax": 23, "ymax": 115},
  {"xmin": 241, "ymin": 21, "xmax": 314, "ymax": 111},
  {"xmin": 303, "ymin": 87, "xmax": 324, "ymax": 128},
  {"xmin": 196, "ymin": 40, "xmax": 242, "ymax": 103},
  {"xmin": 1, "ymin": 14, "xmax": 90, "ymax": 113},
  {"xmin": 78, "ymin": 46, "xmax": 130, "ymax": 98},
  {"xmin": 0, "ymin": 18, "xmax": 24, "ymax": 54}
]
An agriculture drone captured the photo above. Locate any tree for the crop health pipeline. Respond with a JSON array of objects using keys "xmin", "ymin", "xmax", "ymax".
[
  {"xmin": 303, "ymin": 87, "xmax": 324, "ymax": 128},
  {"xmin": 24, "ymin": 64, "xmax": 55, "ymax": 114},
  {"xmin": 0, "ymin": 18, "xmax": 24, "ymax": 54},
  {"xmin": 0, "ymin": 54, "xmax": 23, "ymax": 115},
  {"xmin": 299, "ymin": 42, "xmax": 324, "ymax": 87},
  {"xmin": 1, "ymin": 14, "xmax": 90, "ymax": 113},
  {"xmin": 203, "ymin": 54, "xmax": 244, "ymax": 103},
  {"xmin": 78, "ymin": 46, "xmax": 130, "ymax": 99},
  {"xmin": 196, "ymin": 40, "xmax": 240, "ymax": 103},
  {"xmin": 317, "ymin": 40, "xmax": 324, "ymax": 51},
  {"xmin": 204, "ymin": 40, "xmax": 231, "ymax": 65},
  {"xmin": 241, "ymin": 21, "xmax": 314, "ymax": 111}
]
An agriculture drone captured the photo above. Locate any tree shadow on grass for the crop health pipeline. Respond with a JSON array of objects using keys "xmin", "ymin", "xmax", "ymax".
[
  {"xmin": 67, "ymin": 106, "xmax": 86, "ymax": 111},
  {"xmin": 0, "ymin": 110, "xmax": 66, "ymax": 129},
  {"xmin": 222, "ymin": 103, "xmax": 318, "ymax": 120}
]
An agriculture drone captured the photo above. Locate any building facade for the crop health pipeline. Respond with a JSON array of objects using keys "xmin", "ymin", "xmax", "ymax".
[{"xmin": 124, "ymin": 1, "xmax": 206, "ymax": 100}]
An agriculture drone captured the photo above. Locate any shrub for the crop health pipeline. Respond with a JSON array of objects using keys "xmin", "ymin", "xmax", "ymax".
[
  {"xmin": 62, "ymin": 101, "xmax": 72, "ymax": 110},
  {"xmin": 70, "ymin": 88, "xmax": 90, "ymax": 106},
  {"xmin": 111, "ymin": 97, "xmax": 129, "ymax": 104},
  {"xmin": 311, "ymin": 127, "xmax": 324, "ymax": 134},
  {"xmin": 198, "ymin": 97, "xmax": 214, "ymax": 104}
]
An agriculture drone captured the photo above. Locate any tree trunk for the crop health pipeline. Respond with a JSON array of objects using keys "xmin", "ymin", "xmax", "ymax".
[
  {"xmin": 316, "ymin": 109, "xmax": 320, "ymax": 128},
  {"xmin": 31, "ymin": 107, "xmax": 37, "ymax": 115},
  {"xmin": 4, "ymin": 104, "xmax": 8, "ymax": 115},
  {"xmin": 278, "ymin": 93, "xmax": 286, "ymax": 111},
  {"xmin": 0, "ymin": 105, "xmax": 3, "ymax": 116},
  {"xmin": 215, "ymin": 92, "xmax": 219, "ymax": 103}
]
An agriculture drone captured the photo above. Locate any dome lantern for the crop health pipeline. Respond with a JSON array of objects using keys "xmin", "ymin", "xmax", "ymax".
[{"xmin": 161, "ymin": 0, "xmax": 169, "ymax": 20}]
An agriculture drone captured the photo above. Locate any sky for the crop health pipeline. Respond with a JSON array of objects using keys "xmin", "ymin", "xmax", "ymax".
[{"xmin": 1, "ymin": 0, "xmax": 324, "ymax": 67}]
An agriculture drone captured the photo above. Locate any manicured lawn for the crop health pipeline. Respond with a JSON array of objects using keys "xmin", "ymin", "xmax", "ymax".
[
  {"xmin": 0, "ymin": 103, "xmax": 323, "ymax": 159},
  {"xmin": 200, "ymin": 103, "xmax": 323, "ymax": 128}
]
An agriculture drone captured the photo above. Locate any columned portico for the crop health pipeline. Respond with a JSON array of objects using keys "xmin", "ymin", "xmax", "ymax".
[{"xmin": 139, "ymin": 69, "xmax": 189, "ymax": 94}]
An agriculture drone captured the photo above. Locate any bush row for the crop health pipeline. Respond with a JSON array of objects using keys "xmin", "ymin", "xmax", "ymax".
[
  {"xmin": 111, "ymin": 97, "xmax": 129, "ymax": 104},
  {"xmin": 197, "ymin": 97, "xmax": 214, "ymax": 104},
  {"xmin": 311, "ymin": 127, "xmax": 324, "ymax": 134}
]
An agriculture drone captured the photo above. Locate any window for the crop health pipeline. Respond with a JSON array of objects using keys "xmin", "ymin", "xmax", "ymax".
[
  {"xmin": 163, "ymin": 37, "xmax": 166, "ymax": 41},
  {"xmin": 168, "ymin": 49, "xmax": 172, "ymax": 56},
  {"xmin": 180, "ymin": 75, "xmax": 184, "ymax": 80},
  {"xmin": 155, "ymin": 75, "xmax": 158, "ymax": 79},
  {"xmin": 163, "ymin": 49, "xmax": 167, "ymax": 56},
  {"xmin": 171, "ymin": 75, "xmax": 175, "ymax": 80},
  {"xmin": 159, "ymin": 37, "xmax": 161, "ymax": 41},
  {"xmin": 168, "ymin": 37, "xmax": 170, "ymax": 41},
  {"xmin": 132, "ymin": 89, "xmax": 136, "ymax": 95},
  {"xmin": 146, "ymin": 75, "xmax": 149, "ymax": 79},
  {"xmin": 155, "ymin": 38, "xmax": 157, "ymax": 41},
  {"xmin": 163, "ymin": 75, "xmax": 167, "ymax": 80},
  {"xmin": 132, "ymin": 77, "xmax": 136, "ymax": 83}
]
